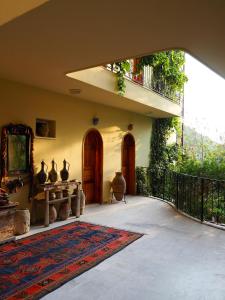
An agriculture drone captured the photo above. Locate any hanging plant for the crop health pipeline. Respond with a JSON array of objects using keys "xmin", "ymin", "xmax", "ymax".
[{"xmin": 113, "ymin": 60, "xmax": 130, "ymax": 95}]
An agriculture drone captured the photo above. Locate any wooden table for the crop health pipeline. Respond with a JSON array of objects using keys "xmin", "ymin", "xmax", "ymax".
[{"xmin": 32, "ymin": 181, "xmax": 81, "ymax": 227}]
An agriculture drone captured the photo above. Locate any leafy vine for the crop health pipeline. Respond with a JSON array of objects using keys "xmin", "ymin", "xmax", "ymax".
[
  {"xmin": 113, "ymin": 50, "xmax": 187, "ymax": 99},
  {"xmin": 149, "ymin": 117, "xmax": 181, "ymax": 195}
]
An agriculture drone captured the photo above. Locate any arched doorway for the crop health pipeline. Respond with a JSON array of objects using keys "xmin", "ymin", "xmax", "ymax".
[
  {"xmin": 83, "ymin": 129, "xmax": 103, "ymax": 204},
  {"xmin": 122, "ymin": 133, "xmax": 136, "ymax": 195}
]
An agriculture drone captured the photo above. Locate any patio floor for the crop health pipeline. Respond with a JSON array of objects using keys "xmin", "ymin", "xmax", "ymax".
[{"xmin": 20, "ymin": 196, "xmax": 225, "ymax": 299}]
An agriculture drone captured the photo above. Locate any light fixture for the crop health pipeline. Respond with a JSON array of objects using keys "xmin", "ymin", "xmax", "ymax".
[
  {"xmin": 69, "ymin": 88, "xmax": 81, "ymax": 95},
  {"xmin": 128, "ymin": 124, "xmax": 133, "ymax": 131},
  {"xmin": 92, "ymin": 116, "xmax": 99, "ymax": 126}
]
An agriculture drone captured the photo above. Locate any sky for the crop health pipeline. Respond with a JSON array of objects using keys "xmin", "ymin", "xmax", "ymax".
[{"xmin": 184, "ymin": 54, "xmax": 225, "ymax": 144}]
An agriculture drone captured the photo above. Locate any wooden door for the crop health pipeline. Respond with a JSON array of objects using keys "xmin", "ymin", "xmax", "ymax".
[
  {"xmin": 83, "ymin": 130, "xmax": 103, "ymax": 204},
  {"xmin": 122, "ymin": 134, "xmax": 135, "ymax": 194}
]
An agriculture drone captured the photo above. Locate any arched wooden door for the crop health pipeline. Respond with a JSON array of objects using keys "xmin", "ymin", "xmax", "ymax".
[
  {"xmin": 83, "ymin": 129, "xmax": 103, "ymax": 204},
  {"xmin": 122, "ymin": 133, "xmax": 136, "ymax": 195}
]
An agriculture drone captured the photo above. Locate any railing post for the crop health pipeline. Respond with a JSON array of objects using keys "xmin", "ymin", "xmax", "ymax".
[
  {"xmin": 176, "ymin": 173, "xmax": 179, "ymax": 210},
  {"xmin": 201, "ymin": 178, "xmax": 204, "ymax": 222},
  {"xmin": 162, "ymin": 169, "xmax": 166, "ymax": 200}
]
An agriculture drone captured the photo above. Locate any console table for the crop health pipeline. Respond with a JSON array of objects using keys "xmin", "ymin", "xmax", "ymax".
[{"xmin": 31, "ymin": 180, "xmax": 81, "ymax": 227}]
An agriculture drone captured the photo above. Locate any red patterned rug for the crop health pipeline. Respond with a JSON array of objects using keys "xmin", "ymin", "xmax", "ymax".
[{"xmin": 0, "ymin": 221, "xmax": 142, "ymax": 299}]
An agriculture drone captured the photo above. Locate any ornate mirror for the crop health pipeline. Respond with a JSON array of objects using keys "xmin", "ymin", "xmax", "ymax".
[{"xmin": 1, "ymin": 124, "xmax": 34, "ymax": 192}]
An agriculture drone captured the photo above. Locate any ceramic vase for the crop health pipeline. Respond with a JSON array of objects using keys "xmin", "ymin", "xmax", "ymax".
[
  {"xmin": 37, "ymin": 161, "xmax": 48, "ymax": 184},
  {"xmin": 112, "ymin": 172, "xmax": 126, "ymax": 201},
  {"xmin": 60, "ymin": 159, "xmax": 70, "ymax": 181},
  {"xmin": 14, "ymin": 209, "xmax": 30, "ymax": 235},
  {"xmin": 80, "ymin": 189, "xmax": 86, "ymax": 215},
  {"xmin": 36, "ymin": 122, "xmax": 49, "ymax": 137},
  {"xmin": 49, "ymin": 205, "xmax": 57, "ymax": 223},
  {"xmin": 71, "ymin": 187, "xmax": 80, "ymax": 217},
  {"xmin": 48, "ymin": 160, "xmax": 58, "ymax": 183},
  {"xmin": 59, "ymin": 202, "xmax": 70, "ymax": 220}
]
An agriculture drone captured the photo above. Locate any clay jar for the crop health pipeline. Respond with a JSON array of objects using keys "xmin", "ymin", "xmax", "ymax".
[
  {"xmin": 37, "ymin": 161, "xmax": 48, "ymax": 184},
  {"xmin": 112, "ymin": 172, "xmax": 126, "ymax": 201},
  {"xmin": 14, "ymin": 209, "xmax": 30, "ymax": 235},
  {"xmin": 59, "ymin": 202, "xmax": 70, "ymax": 220},
  {"xmin": 36, "ymin": 122, "xmax": 49, "ymax": 137},
  {"xmin": 71, "ymin": 187, "xmax": 80, "ymax": 217},
  {"xmin": 49, "ymin": 205, "xmax": 57, "ymax": 223},
  {"xmin": 60, "ymin": 159, "xmax": 70, "ymax": 181},
  {"xmin": 80, "ymin": 189, "xmax": 86, "ymax": 215},
  {"xmin": 48, "ymin": 160, "xmax": 58, "ymax": 183}
]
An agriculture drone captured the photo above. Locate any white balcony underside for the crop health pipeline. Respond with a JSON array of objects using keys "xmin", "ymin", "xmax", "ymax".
[{"xmin": 67, "ymin": 67, "xmax": 181, "ymax": 118}]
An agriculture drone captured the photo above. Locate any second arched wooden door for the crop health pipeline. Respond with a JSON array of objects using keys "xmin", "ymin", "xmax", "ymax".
[
  {"xmin": 122, "ymin": 133, "xmax": 136, "ymax": 195},
  {"xmin": 83, "ymin": 129, "xmax": 103, "ymax": 204}
]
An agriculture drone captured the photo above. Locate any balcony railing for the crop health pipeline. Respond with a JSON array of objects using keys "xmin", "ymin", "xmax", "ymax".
[
  {"xmin": 150, "ymin": 170, "xmax": 225, "ymax": 225},
  {"xmin": 106, "ymin": 62, "xmax": 182, "ymax": 104}
]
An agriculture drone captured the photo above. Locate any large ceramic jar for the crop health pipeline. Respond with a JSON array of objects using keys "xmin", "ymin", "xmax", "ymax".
[
  {"xmin": 49, "ymin": 205, "xmax": 57, "ymax": 223},
  {"xmin": 71, "ymin": 187, "xmax": 81, "ymax": 218},
  {"xmin": 59, "ymin": 202, "xmax": 70, "ymax": 220},
  {"xmin": 80, "ymin": 189, "xmax": 86, "ymax": 215},
  {"xmin": 112, "ymin": 172, "xmax": 126, "ymax": 201},
  {"xmin": 14, "ymin": 209, "xmax": 30, "ymax": 235}
]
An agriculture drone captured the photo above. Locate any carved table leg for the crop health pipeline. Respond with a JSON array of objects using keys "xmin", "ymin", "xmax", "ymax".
[
  {"xmin": 44, "ymin": 190, "xmax": 50, "ymax": 227},
  {"xmin": 76, "ymin": 183, "xmax": 81, "ymax": 218}
]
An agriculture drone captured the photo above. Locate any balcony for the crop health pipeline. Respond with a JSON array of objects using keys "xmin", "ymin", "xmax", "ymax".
[
  {"xmin": 66, "ymin": 63, "xmax": 181, "ymax": 118},
  {"xmin": 106, "ymin": 60, "xmax": 182, "ymax": 105}
]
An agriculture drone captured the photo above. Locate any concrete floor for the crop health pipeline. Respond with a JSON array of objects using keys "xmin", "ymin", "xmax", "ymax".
[{"xmin": 24, "ymin": 196, "xmax": 225, "ymax": 300}]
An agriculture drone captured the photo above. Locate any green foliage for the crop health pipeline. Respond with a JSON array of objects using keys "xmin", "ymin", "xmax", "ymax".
[
  {"xmin": 136, "ymin": 167, "xmax": 149, "ymax": 196},
  {"xmin": 149, "ymin": 117, "xmax": 181, "ymax": 195},
  {"xmin": 177, "ymin": 147, "xmax": 225, "ymax": 180},
  {"xmin": 113, "ymin": 50, "xmax": 187, "ymax": 98},
  {"xmin": 114, "ymin": 61, "xmax": 130, "ymax": 95},
  {"xmin": 138, "ymin": 50, "xmax": 188, "ymax": 100}
]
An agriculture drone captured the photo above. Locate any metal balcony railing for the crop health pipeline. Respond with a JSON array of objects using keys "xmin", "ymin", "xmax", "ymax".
[
  {"xmin": 105, "ymin": 62, "xmax": 182, "ymax": 104},
  {"xmin": 150, "ymin": 170, "xmax": 225, "ymax": 225}
]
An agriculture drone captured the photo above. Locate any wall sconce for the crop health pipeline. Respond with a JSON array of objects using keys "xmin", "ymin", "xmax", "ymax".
[
  {"xmin": 92, "ymin": 116, "xmax": 99, "ymax": 126},
  {"xmin": 128, "ymin": 123, "xmax": 133, "ymax": 131}
]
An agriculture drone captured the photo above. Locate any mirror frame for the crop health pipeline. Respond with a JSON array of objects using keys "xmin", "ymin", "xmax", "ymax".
[{"xmin": 1, "ymin": 124, "xmax": 34, "ymax": 180}]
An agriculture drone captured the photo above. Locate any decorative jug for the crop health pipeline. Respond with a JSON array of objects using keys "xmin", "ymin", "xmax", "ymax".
[
  {"xmin": 48, "ymin": 159, "xmax": 58, "ymax": 183},
  {"xmin": 60, "ymin": 159, "xmax": 70, "ymax": 181},
  {"xmin": 37, "ymin": 160, "xmax": 48, "ymax": 184}
]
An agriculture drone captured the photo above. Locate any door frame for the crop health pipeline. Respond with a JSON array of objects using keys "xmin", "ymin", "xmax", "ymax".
[
  {"xmin": 82, "ymin": 128, "xmax": 103, "ymax": 204},
  {"xmin": 121, "ymin": 133, "xmax": 136, "ymax": 195}
]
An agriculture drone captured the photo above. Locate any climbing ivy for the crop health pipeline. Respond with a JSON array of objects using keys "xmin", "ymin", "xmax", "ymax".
[
  {"xmin": 136, "ymin": 166, "xmax": 149, "ymax": 196},
  {"xmin": 149, "ymin": 117, "xmax": 181, "ymax": 195}
]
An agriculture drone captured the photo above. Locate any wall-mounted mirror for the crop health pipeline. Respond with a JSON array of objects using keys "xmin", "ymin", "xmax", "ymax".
[{"xmin": 1, "ymin": 124, "xmax": 34, "ymax": 179}]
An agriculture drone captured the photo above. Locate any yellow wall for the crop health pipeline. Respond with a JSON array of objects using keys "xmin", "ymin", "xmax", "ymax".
[{"xmin": 0, "ymin": 78, "xmax": 152, "ymax": 207}]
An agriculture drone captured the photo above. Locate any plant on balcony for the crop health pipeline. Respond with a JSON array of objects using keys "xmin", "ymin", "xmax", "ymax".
[
  {"xmin": 113, "ymin": 50, "xmax": 187, "ymax": 99},
  {"xmin": 114, "ymin": 61, "xmax": 130, "ymax": 95},
  {"xmin": 137, "ymin": 50, "xmax": 188, "ymax": 100}
]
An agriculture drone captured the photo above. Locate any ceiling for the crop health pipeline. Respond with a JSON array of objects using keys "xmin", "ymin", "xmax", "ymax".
[{"xmin": 0, "ymin": 0, "xmax": 224, "ymax": 100}]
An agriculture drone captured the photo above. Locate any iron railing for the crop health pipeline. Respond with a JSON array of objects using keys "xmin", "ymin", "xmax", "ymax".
[
  {"xmin": 150, "ymin": 170, "xmax": 225, "ymax": 224},
  {"xmin": 105, "ymin": 62, "xmax": 182, "ymax": 104}
]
